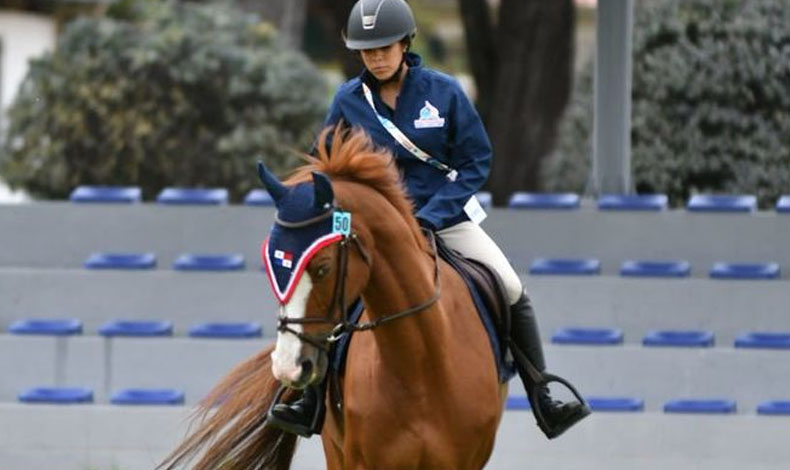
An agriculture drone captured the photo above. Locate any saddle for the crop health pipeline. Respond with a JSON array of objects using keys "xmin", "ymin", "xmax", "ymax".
[{"xmin": 434, "ymin": 236, "xmax": 515, "ymax": 382}]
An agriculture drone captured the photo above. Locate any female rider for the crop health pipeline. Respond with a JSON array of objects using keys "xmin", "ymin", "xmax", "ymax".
[{"xmin": 269, "ymin": 0, "xmax": 589, "ymax": 439}]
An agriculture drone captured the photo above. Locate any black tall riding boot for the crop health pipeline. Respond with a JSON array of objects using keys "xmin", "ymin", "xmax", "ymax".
[
  {"xmin": 267, "ymin": 382, "xmax": 326, "ymax": 438},
  {"xmin": 510, "ymin": 289, "xmax": 590, "ymax": 439}
]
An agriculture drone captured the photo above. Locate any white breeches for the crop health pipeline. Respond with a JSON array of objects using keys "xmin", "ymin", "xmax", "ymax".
[{"xmin": 437, "ymin": 221, "xmax": 524, "ymax": 305}]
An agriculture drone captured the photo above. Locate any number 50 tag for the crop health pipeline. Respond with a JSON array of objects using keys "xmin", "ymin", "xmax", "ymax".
[{"xmin": 332, "ymin": 211, "xmax": 352, "ymax": 236}]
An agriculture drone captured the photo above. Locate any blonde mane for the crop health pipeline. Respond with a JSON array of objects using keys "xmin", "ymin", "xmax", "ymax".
[{"xmin": 287, "ymin": 126, "xmax": 428, "ymax": 251}]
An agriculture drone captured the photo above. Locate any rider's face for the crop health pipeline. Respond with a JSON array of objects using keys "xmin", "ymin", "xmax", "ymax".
[{"xmin": 360, "ymin": 42, "xmax": 406, "ymax": 81}]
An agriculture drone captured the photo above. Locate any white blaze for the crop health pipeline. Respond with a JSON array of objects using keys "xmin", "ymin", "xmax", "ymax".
[{"xmin": 271, "ymin": 275, "xmax": 312, "ymax": 383}]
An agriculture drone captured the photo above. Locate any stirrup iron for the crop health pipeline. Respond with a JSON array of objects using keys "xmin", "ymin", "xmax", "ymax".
[
  {"xmin": 266, "ymin": 386, "xmax": 324, "ymax": 438},
  {"xmin": 511, "ymin": 344, "xmax": 591, "ymax": 439}
]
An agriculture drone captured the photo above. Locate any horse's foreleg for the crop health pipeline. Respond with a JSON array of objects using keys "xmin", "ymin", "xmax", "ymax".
[
  {"xmin": 321, "ymin": 436, "xmax": 344, "ymax": 470},
  {"xmin": 322, "ymin": 399, "xmax": 345, "ymax": 470}
]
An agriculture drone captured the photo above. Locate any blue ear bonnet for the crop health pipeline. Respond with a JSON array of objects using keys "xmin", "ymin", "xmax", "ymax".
[
  {"xmin": 274, "ymin": 183, "xmax": 332, "ymax": 224},
  {"xmin": 259, "ymin": 166, "xmax": 343, "ymax": 304}
]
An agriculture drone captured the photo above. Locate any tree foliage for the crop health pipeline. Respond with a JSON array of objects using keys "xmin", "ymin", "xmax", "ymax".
[
  {"xmin": 1, "ymin": 0, "xmax": 328, "ymax": 200},
  {"xmin": 546, "ymin": 0, "xmax": 790, "ymax": 207}
]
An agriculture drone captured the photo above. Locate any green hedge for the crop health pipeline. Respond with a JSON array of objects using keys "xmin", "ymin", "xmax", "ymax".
[
  {"xmin": 546, "ymin": 0, "xmax": 790, "ymax": 207},
  {"xmin": 1, "ymin": 0, "xmax": 328, "ymax": 200}
]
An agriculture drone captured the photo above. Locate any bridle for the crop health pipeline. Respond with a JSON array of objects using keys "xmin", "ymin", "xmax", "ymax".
[{"xmin": 274, "ymin": 207, "xmax": 441, "ymax": 353}]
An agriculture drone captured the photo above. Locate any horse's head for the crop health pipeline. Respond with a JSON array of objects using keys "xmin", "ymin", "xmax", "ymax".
[{"xmin": 258, "ymin": 162, "xmax": 371, "ymax": 389}]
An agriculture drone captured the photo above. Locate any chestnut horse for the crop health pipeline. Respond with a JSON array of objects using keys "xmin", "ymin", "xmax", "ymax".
[{"xmin": 160, "ymin": 127, "xmax": 507, "ymax": 470}]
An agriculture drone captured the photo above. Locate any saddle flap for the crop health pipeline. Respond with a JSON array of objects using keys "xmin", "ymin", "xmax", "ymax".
[
  {"xmin": 434, "ymin": 236, "xmax": 512, "ymax": 376},
  {"xmin": 454, "ymin": 257, "xmax": 511, "ymax": 339}
]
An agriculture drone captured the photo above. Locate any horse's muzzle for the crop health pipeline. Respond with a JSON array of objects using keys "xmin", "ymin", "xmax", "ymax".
[{"xmin": 275, "ymin": 352, "xmax": 328, "ymax": 390}]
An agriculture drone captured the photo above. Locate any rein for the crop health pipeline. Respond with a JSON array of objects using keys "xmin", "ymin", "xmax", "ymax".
[{"xmin": 276, "ymin": 211, "xmax": 441, "ymax": 353}]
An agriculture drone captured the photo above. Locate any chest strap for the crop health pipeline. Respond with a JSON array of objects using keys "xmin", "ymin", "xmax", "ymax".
[{"xmin": 362, "ymin": 82, "xmax": 458, "ymax": 182}]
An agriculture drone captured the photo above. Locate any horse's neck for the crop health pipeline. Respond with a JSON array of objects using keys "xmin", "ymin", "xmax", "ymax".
[
  {"xmin": 360, "ymin": 213, "xmax": 448, "ymax": 364},
  {"xmin": 364, "ymin": 234, "xmax": 436, "ymax": 318},
  {"xmin": 335, "ymin": 181, "xmax": 449, "ymax": 367}
]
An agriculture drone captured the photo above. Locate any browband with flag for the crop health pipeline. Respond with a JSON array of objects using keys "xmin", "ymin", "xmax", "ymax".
[
  {"xmin": 256, "ymin": 163, "xmax": 346, "ymax": 306},
  {"xmin": 263, "ymin": 232, "xmax": 343, "ymax": 305}
]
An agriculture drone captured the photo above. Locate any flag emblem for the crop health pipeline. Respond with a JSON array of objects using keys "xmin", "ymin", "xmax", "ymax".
[{"xmin": 274, "ymin": 249, "xmax": 293, "ymax": 269}]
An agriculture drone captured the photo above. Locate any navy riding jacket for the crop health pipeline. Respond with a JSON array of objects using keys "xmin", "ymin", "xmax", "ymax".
[{"xmin": 322, "ymin": 53, "xmax": 492, "ymax": 231}]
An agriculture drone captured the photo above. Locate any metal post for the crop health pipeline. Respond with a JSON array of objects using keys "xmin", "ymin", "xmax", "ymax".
[{"xmin": 592, "ymin": 0, "xmax": 633, "ymax": 195}]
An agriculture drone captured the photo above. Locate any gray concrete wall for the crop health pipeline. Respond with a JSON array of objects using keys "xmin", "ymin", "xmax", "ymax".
[
  {"xmin": 4, "ymin": 202, "xmax": 789, "ymax": 470},
  {"xmin": 0, "ymin": 202, "xmax": 274, "ymax": 269},
  {"xmin": 0, "ymin": 335, "xmax": 266, "ymax": 403},
  {"xmin": 2, "ymin": 335, "xmax": 787, "ymax": 412},
  {"xmin": 525, "ymin": 275, "xmax": 790, "ymax": 345},
  {"xmin": 541, "ymin": 345, "xmax": 790, "ymax": 413},
  {"xmin": 0, "ymin": 268, "xmax": 274, "ymax": 333},
  {"xmin": 2, "ymin": 268, "xmax": 788, "ymax": 344},
  {"xmin": 2, "ymin": 202, "xmax": 789, "ymax": 276},
  {"xmin": 2, "ymin": 404, "xmax": 789, "ymax": 470}
]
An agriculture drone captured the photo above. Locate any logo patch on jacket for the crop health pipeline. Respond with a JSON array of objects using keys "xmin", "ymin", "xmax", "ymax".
[{"xmin": 414, "ymin": 101, "xmax": 445, "ymax": 129}]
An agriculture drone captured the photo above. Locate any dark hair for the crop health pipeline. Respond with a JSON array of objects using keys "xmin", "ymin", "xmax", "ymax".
[{"xmin": 401, "ymin": 35, "xmax": 412, "ymax": 52}]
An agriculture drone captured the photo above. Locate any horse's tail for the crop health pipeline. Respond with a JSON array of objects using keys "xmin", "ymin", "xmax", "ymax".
[{"xmin": 157, "ymin": 344, "xmax": 298, "ymax": 470}]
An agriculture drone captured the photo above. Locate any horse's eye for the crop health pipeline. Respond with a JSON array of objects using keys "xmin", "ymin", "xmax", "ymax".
[{"xmin": 316, "ymin": 265, "xmax": 330, "ymax": 279}]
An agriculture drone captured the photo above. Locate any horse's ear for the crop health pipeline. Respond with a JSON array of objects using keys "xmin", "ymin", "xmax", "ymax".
[
  {"xmin": 257, "ymin": 161, "xmax": 288, "ymax": 204},
  {"xmin": 312, "ymin": 171, "xmax": 334, "ymax": 210}
]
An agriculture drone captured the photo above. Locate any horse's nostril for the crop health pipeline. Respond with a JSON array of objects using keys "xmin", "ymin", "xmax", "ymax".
[{"xmin": 300, "ymin": 359, "xmax": 313, "ymax": 381}]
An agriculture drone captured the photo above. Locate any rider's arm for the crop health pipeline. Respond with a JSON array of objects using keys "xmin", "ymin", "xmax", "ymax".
[{"xmin": 415, "ymin": 85, "xmax": 492, "ymax": 231}]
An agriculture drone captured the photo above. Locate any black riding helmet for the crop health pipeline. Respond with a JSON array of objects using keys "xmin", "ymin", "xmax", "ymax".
[{"xmin": 344, "ymin": 0, "xmax": 417, "ymax": 50}]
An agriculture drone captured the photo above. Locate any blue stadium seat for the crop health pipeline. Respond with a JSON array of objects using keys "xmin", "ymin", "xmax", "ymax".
[
  {"xmin": 709, "ymin": 262, "xmax": 780, "ymax": 280},
  {"xmin": 508, "ymin": 192, "xmax": 580, "ymax": 210},
  {"xmin": 18, "ymin": 387, "xmax": 93, "ymax": 404},
  {"xmin": 508, "ymin": 395, "xmax": 639, "ymax": 411},
  {"xmin": 687, "ymin": 194, "xmax": 757, "ymax": 213},
  {"xmin": 586, "ymin": 397, "xmax": 644, "ymax": 412},
  {"xmin": 173, "ymin": 253, "xmax": 245, "ymax": 271},
  {"xmin": 505, "ymin": 396, "xmax": 531, "ymax": 410},
  {"xmin": 70, "ymin": 186, "xmax": 142, "ymax": 203},
  {"xmin": 156, "ymin": 188, "xmax": 228, "ymax": 205},
  {"xmin": 597, "ymin": 194, "xmax": 668, "ymax": 211},
  {"xmin": 476, "ymin": 191, "xmax": 492, "ymax": 209},
  {"xmin": 777, "ymin": 195, "xmax": 790, "ymax": 213},
  {"xmin": 552, "ymin": 327, "xmax": 624, "ymax": 345},
  {"xmin": 99, "ymin": 320, "xmax": 173, "ymax": 337},
  {"xmin": 734, "ymin": 332, "xmax": 790, "ymax": 349},
  {"xmin": 757, "ymin": 401, "xmax": 790, "ymax": 415},
  {"xmin": 189, "ymin": 322, "xmax": 262, "ymax": 338},
  {"xmin": 111, "ymin": 388, "xmax": 185, "ymax": 405},
  {"xmin": 530, "ymin": 258, "xmax": 601, "ymax": 275},
  {"xmin": 620, "ymin": 260, "xmax": 691, "ymax": 278},
  {"xmin": 9, "ymin": 319, "xmax": 82, "ymax": 336},
  {"xmin": 84, "ymin": 252, "xmax": 157, "ymax": 270},
  {"xmin": 244, "ymin": 189, "xmax": 274, "ymax": 206},
  {"xmin": 643, "ymin": 330, "xmax": 714, "ymax": 348},
  {"xmin": 664, "ymin": 399, "xmax": 736, "ymax": 414}
]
